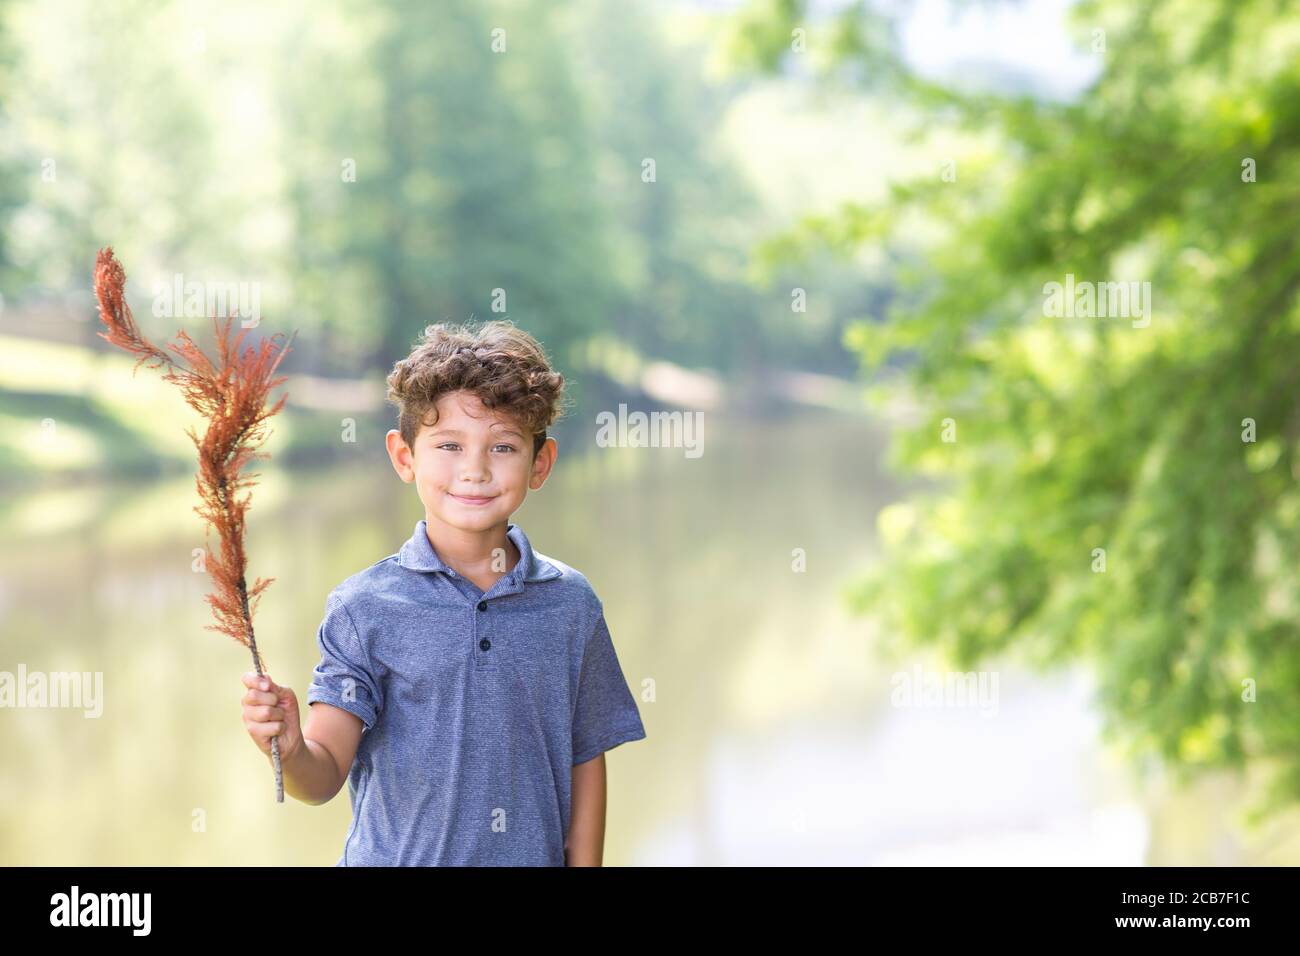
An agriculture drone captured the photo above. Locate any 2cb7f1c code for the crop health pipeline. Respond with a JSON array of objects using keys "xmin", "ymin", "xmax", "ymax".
[{"xmin": 1122, "ymin": 892, "xmax": 1250, "ymax": 907}]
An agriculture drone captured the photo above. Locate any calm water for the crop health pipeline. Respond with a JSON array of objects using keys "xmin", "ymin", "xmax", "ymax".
[{"xmin": 1, "ymin": 409, "xmax": 1295, "ymax": 864}]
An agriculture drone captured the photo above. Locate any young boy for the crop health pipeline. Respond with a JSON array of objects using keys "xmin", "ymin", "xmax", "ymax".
[{"xmin": 240, "ymin": 320, "xmax": 647, "ymax": 865}]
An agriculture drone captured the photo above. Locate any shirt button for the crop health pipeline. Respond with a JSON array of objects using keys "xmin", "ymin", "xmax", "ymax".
[
  {"xmin": 479, "ymin": 638, "xmax": 491, "ymax": 651},
  {"xmin": 476, "ymin": 600, "xmax": 487, "ymax": 611}
]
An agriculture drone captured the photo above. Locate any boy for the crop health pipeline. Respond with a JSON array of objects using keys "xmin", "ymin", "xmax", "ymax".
[{"xmin": 240, "ymin": 320, "xmax": 647, "ymax": 865}]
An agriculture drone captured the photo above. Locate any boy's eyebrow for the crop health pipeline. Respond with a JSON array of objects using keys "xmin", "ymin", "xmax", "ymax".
[{"xmin": 428, "ymin": 426, "xmax": 526, "ymax": 439}]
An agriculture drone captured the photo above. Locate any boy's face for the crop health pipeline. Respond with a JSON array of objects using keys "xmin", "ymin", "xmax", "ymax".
[{"xmin": 386, "ymin": 389, "xmax": 557, "ymax": 535}]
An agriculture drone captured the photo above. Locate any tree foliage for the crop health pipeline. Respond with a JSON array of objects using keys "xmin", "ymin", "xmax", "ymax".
[{"xmin": 737, "ymin": 0, "xmax": 1300, "ymax": 817}]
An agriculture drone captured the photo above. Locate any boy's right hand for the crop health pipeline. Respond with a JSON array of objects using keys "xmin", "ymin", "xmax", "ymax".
[{"xmin": 241, "ymin": 672, "xmax": 304, "ymax": 763}]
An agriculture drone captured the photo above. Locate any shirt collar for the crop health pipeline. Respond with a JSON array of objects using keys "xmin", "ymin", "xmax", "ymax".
[{"xmin": 398, "ymin": 518, "xmax": 561, "ymax": 584}]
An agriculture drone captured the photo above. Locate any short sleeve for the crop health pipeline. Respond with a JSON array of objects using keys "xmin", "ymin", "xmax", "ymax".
[
  {"xmin": 305, "ymin": 592, "xmax": 383, "ymax": 733},
  {"xmin": 571, "ymin": 609, "xmax": 646, "ymax": 765}
]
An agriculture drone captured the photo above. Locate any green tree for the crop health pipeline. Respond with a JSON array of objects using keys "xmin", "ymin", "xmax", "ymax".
[
  {"xmin": 733, "ymin": 0, "xmax": 1300, "ymax": 818},
  {"xmin": 0, "ymin": 0, "xmax": 26, "ymax": 295},
  {"xmin": 1, "ymin": 0, "xmax": 271, "ymax": 333},
  {"xmin": 277, "ymin": 0, "xmax": 620, "ymax": 373},
  {"xmin": 570, "ymin": 0, "xmax": 769, "ymax": 376}
]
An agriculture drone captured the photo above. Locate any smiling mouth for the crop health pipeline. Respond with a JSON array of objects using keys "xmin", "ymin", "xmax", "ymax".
[{"xmin": 450, "ymin": 493, "xmax": 497, "ymax": 505}]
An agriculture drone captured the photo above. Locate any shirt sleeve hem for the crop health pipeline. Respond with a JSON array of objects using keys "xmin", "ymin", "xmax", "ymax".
[
  {"xmin": 306, "ymin": 686, "xmax": 376, "ymax": 732},
  {"xmin": 572, "ymin": 724, "xmax": 646, "ymax": 766}
]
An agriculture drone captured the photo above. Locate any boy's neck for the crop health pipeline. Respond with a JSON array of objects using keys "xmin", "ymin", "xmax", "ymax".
[{"xmin": 424, "ymin": 515, "xmax": 521, "ymax": 579}]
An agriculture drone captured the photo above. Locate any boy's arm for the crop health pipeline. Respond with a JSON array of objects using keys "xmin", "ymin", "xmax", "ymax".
[
  {"xmin": 565, "ymin": 753, "xmax": 607, "ymax": 866},
  {"xmin": 283, "ymin": 702, "xmax": 363, "ymax": 805}
]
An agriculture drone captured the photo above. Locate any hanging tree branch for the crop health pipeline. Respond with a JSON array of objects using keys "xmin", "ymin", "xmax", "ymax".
[{"xmin": 94, "ymin": 246, "xmax": 297, "ymax": 803}]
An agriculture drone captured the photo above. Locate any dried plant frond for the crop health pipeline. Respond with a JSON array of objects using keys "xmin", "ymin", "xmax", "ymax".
[{"xmin": 93, "ymin": 246, "xmax": 297, "ymax": 802}]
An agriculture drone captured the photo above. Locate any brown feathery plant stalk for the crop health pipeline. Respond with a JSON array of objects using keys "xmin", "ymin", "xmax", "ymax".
[{"xmin": 93, "ymin": 247, "xmax": 297, "ymax": 802}]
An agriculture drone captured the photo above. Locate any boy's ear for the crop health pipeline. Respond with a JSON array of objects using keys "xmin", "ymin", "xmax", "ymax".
[
  {"xmin": 529, "ymin": 435, "xmax": 557, "ymax": 490},
  {"xmin": 386, "ymin": 429, "xmax": 415, "ymax": 482}
]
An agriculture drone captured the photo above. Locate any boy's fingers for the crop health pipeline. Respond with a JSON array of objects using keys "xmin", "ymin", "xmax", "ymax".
[
  {"xmin": 245, "ymin": 713, "xmax": 284, "ymax": 729},
  {"xmin": 241, "ymin": 673, "xmax": 275, "ymax": 695},
  {"xmin": 243, "ymin": 703, "xmax": 284, "ymax": 721}
]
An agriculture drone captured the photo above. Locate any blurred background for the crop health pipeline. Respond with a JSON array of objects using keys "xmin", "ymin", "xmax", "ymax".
[{"xmin": 3, "ymin": 0, "xmax": 1300, "ymax": 865}]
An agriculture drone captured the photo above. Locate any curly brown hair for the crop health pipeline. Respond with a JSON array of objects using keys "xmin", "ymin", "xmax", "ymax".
[{"xmin": 385, "ymin": 320, "xmax": 566, "ymax": 459}]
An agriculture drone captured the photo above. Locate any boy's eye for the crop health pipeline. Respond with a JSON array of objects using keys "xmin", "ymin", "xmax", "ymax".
[{"xmin": 436, "ymin": 442, "xmax": 516, "ymax": 453}]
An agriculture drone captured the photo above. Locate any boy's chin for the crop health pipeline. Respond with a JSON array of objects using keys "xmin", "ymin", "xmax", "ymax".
[{"xmin": 429, "ymin": 505, "xmax": 506, "ymax": 532}]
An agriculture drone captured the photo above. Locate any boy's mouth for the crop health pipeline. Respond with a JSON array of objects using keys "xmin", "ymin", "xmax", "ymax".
[{"xmin": 449, "ymin": 493, "xmax": 498, "ymax": 506}]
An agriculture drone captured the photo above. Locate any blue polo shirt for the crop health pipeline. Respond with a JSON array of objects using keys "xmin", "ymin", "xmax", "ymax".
[{"xmin": 304, "ymin": 518, "xmax": 647, "ymax": 866}]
